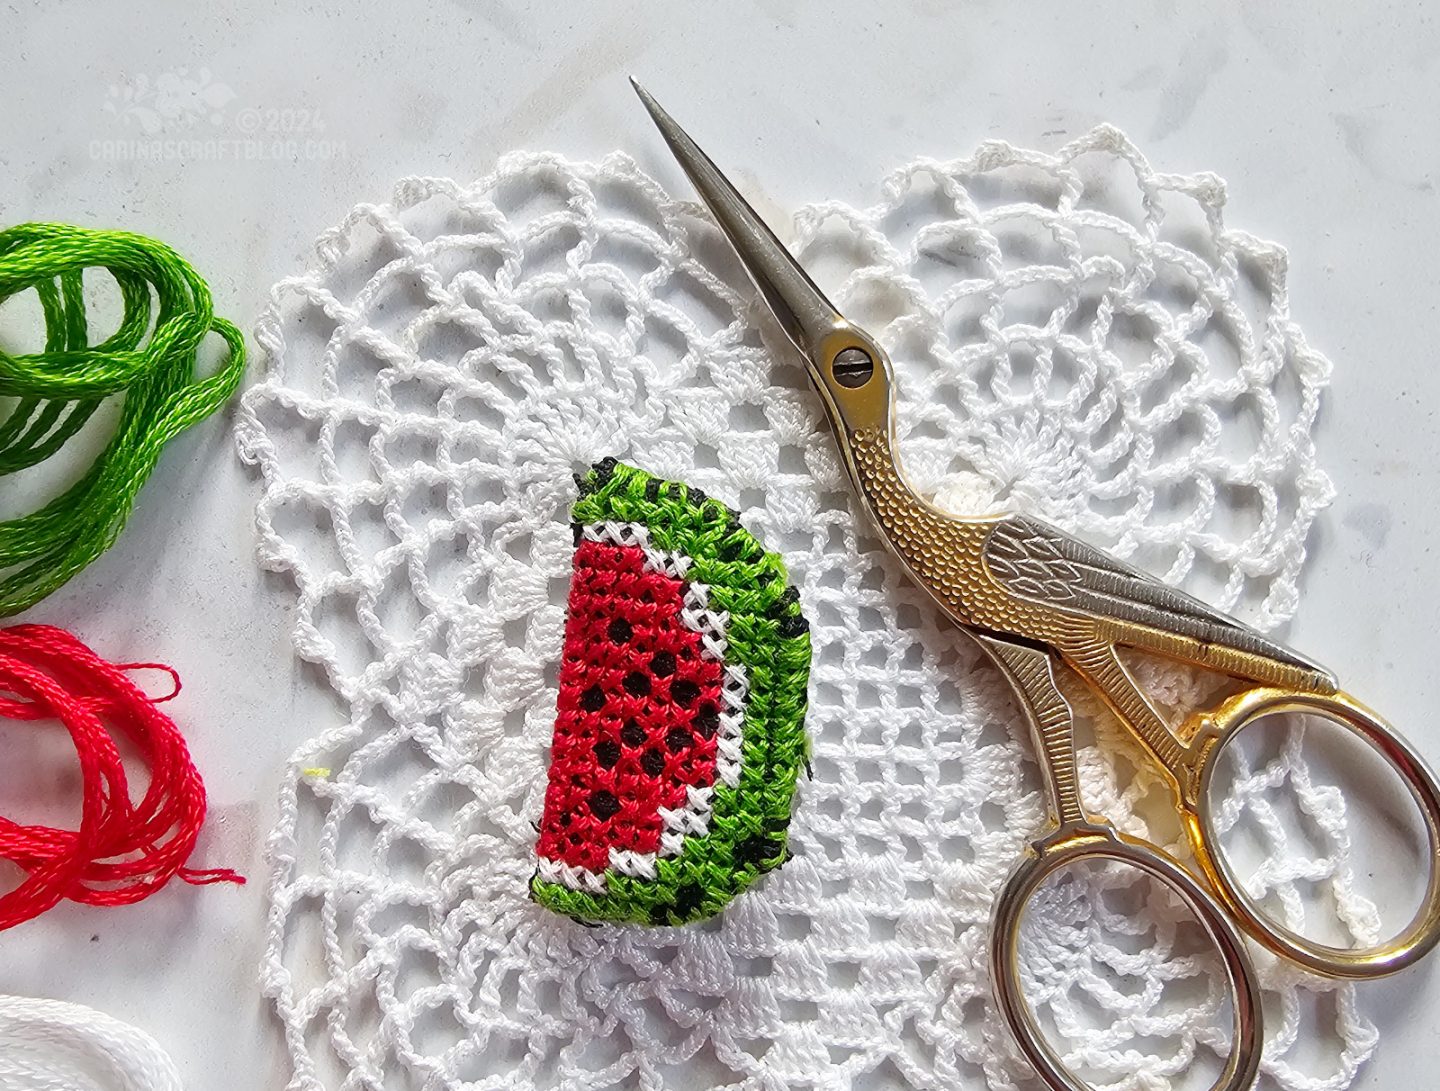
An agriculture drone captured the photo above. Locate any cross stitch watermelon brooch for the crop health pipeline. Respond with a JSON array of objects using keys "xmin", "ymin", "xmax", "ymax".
[{"xmin": 532, "ymin": 459, "xmax": 811, "ymax": 926}]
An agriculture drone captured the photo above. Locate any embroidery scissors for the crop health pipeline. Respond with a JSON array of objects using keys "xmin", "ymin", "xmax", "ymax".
[{"xmin": 632, "ymin": 80, "xmax": 1440, "ymax": 1091}]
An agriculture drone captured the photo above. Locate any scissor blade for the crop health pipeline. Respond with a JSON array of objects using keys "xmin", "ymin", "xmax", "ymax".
[{"xmin": 630, "ymin": 78, "xmax": 843, "ymax": 359}]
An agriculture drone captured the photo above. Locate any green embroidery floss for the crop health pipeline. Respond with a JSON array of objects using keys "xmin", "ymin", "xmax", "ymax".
[{"xmin": 0, "ymin": 223, "xmax": 246, "ymax": 616}]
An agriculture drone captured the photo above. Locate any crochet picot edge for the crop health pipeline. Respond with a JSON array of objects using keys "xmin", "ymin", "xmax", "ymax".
[{"xmin": 532, "ymin": 458, "xmax": 811, "ymax": 926}]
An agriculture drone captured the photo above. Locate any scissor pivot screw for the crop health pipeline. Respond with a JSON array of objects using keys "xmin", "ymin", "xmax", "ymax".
[{"xmin": 832, "ymin": 347, "xmax": 874, "ymax": 388}]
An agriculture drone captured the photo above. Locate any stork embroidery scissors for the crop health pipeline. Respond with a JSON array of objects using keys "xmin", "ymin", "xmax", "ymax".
[{"xmin": 631, "ymin": 80, "xmax": 1440, "ymax": 1091}]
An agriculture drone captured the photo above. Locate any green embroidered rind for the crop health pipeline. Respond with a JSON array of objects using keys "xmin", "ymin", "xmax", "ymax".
[{"xmin": 532, "ymin": 458, "xmax": 811, "ymax": 926}]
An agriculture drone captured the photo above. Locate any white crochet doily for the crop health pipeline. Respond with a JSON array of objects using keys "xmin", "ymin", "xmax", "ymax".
[{"xmin": 237, "ymin": 126, "xmax": 1376, "ymax": 1091}]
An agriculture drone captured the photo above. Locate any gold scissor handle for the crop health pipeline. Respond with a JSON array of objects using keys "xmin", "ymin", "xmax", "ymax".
[
  {"xmin": 978, "ymin": 633, "xmax": 1262, "ymax": 1091},
  {"xmin": 990, "ymin": 823, "xmax": 1263, "ymax": 1091},
  {"xmin": 1181, "ymin": 687, "xmax": 1440, "ymax": 977}
]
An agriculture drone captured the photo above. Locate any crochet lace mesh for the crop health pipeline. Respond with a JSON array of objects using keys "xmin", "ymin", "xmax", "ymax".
[{"xmin": 236, "ymin": 128, "xmax": 1376, "ymax": 1091}]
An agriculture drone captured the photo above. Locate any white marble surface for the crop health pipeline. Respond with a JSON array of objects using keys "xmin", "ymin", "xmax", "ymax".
[{"xmin": 1, "ymin": 2, "xmax": 1438, "ymax": 1088}]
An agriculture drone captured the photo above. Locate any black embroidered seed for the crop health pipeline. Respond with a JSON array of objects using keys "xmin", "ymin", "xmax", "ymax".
[
  {"xmin": 621, "ymin": 720, "xmax": 646, "ymax": 747},
  {"xmin": 623, "ymin": 671, "xmax": 651, "ymax": 697},
  {"xmin": 670, "ymin": 678, "xmax": 700, "ymax": 706},
  {"xmin": 736, "ymin": 834, "xmax": 779, "ymax": 868},
  {"xmin": 588, "ymin": 457, "xmax": 618, "ymax": 491},
  {"xmin": 594, "ymin": 739, "xmax": 621, "ymax": 768},
  {"xmin": 641, "ymin": 748, "xmax": 666, "ymax": 776},
  {"xmin": 571, "ymin": 521, "xmax": 583, "ymax": 546},
  {"xmin": 607, "ymin": 617, "xmax": 633, "ymax": 644},
  {"xmin": 644, "ymin": 478, "xmax": 662, "ymax": 502},
  {"xmin": 694, "ymin": 702, "xmax": 720, "ymax": 738},
  {"xmin": 650, "ymin": 651, "xmax": 676, "ymax": 677},
  {"xmin": 588, "ymin": 789, "xmax": 620, "ymax": 820},
  {"xmin": 665, "ymin": 727, "xmax": 691, "ymax": 753},
  {"xmin": 777, "ymin": 613, "xmax": 808, "ymax": 638},
  {"xmin": 670, "ymin": 882, "xmax": 705, "ymax": 919},
  {"xmin": 580, "ymin": 685, "xmax": 606, "ymax": 713}
]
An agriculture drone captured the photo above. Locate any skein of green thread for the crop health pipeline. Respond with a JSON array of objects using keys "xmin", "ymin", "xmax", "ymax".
[{"xmin": 0, "ymin": 223, "xmax": 246, "ymax": 616}]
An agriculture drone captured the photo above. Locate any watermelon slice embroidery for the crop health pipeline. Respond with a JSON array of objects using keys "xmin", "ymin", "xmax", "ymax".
[{"xmin": 532, "ymin": 459, "xmax": 811, "ymax": 926}]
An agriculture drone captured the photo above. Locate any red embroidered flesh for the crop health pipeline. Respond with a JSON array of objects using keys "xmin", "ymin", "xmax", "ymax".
[{"xmin": 536, "ymin": 540, "xmax": 724, "ymax": 874}]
